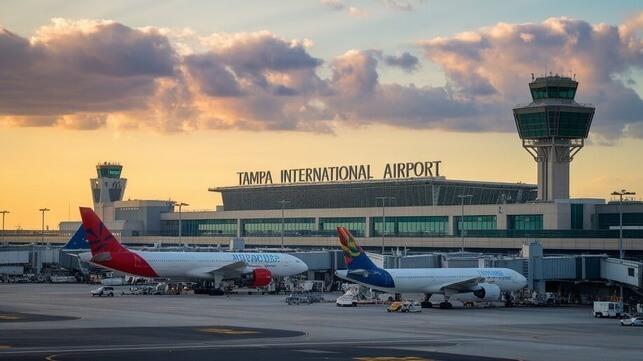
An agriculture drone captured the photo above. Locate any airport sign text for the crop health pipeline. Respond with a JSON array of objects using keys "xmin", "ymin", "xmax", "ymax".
[{"xmin": 237, "ymin": 161, "xmax": 441, "ymax": 186}]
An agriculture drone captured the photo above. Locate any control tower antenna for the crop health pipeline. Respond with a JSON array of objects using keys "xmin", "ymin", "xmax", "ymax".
[{"xmin": 513, "ymin": 74, "xmax": 595, "ymax": 201}]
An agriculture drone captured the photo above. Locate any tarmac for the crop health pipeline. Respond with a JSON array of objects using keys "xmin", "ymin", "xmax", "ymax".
[{"xmin": 1, "ymin": 283, "xmax": 642, "ymax": 360}]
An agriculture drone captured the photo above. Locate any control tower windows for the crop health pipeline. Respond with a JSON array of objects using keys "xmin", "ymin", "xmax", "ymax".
[
  {"xmin": 97, "ymin": 167, "xmax": 122, "ymax": 178},
  {"xmin": 530, "ymin": 86, "xmax": 576, "ymax": 100}
]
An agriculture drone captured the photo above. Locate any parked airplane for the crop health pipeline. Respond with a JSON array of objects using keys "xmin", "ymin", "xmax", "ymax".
[
  {"xmin": 335, "ymin": 226, "xmax": 528, "ymax": 309},
  {"xmin": 76, "ymin": 207, "xmax": 308, "ymax": 291},
  {"xmin": 62, "ymin": 225, "xmax": 89, "ymax": 251}
]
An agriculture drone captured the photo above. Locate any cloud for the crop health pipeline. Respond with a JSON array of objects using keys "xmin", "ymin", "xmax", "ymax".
[
  {"xmin": 326, "ymin": 50, "xmax": 478, "ymax": 129},
  {"xmin": 320, "ymin": 0, "xmax": 344, "ymax": 11},
  {"xmin": 417, "ymin": 16, "xmax": 643, "ymax": 138},
  {"xmin": 0, "ymin": 19, "xmax": 175, "ymax": 128},
  {"xmin": 382, "ymin": 0, "xmax": 416, "ymax": 11},
  {"xmin": 383, "ymin": 52, "xmax": 420, "ymax": 72},
  {"xmin": 0, "ymin": 15, "xmax": 642, "ymax": 140},
  {"xmin": 319, "ymin": 0, "xmax": 368, "ymax": 17}
]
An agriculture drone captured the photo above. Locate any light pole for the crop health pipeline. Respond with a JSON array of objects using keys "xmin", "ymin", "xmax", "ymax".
[
  {"xmin": 611, "ymin": 189, "xmax": 635, "ymax": 303},
  {"xmin": 457, "ymin": 194, "xmax": 472, "ymax": 252},
  {"xmin": 174, "ymin": 202, "xmax": 189, "ymax": 245},
  {"xmin": 611, "ymin": 190, "xmax": 635, "ymax": 260},
  {"xmin": 0, "ymin": 210, "xmax": 8, "ymax": 245},
  {"xmin": 39, "ymin": 208, "xmax": 50, "ymax": 244},
  {"xmin": 279, "ymin": 200, "xmax": 290, "ymax": 249},
  {"xmin": 376, "ymin": 197, "xmax": 395, "ymax": 255}
]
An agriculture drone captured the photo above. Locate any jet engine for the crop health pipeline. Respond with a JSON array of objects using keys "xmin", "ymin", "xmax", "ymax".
[
  {"xmin": 242, "ymin": 268, "xmax": 272, "ymax": 287},
  {"xmin": 451, "ymin": 283, "xmax": 501, "ymax": 303}
]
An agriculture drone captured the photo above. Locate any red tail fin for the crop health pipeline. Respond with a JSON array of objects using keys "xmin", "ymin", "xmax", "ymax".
[{"xmin": 79, "ymin": 207, "xmax": 128, "ymax": 255}]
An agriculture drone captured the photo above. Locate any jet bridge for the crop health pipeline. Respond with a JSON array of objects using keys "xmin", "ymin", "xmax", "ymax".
[{"xmin": 601, "ymin": 258, "xmax": 642, "ymax": 289}]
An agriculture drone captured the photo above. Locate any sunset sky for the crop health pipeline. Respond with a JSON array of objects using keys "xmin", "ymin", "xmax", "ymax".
[{"xmin": 1, "ymin": 1, "xmax": 642, "ymax": 230}]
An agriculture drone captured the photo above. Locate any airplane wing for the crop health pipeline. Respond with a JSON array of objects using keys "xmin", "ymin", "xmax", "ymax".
[
  {"xmin": 438, "ymin": 276, "xmax": 486, "ymax": 292},
  {"xmin": 185, "ymin": 261, "xmax": 255, "ymax": 284},
  {"xmin": 207, "ymin": 261, "xmax": 249, "ymax": 277}
]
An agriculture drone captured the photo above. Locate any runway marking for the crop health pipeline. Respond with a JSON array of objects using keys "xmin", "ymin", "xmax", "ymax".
[
  {"xmin": 353, "ymin": 357, "xmax": 435, "ymax": 361},
  {"xmin": 199, "ymin": 328, "xmax": 259, "ymax": 335},
  {"xmin": 0, "ymin": 315, "xmax": 20, "ymax": 320}
]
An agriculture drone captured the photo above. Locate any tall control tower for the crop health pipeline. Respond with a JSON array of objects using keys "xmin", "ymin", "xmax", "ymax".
[
  {"xmin": 513, "ymin": 74, "xmax": 595, "ymax": 201},
  {"xmin": 90, "ymin": 162, "xmax": 127, "ymax": 206}
]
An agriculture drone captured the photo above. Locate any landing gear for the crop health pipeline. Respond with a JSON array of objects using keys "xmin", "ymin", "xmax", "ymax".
[
  {"xmin": 208, "ymin": 288, "xmax": 225, "ymax": 296},
  {"xmin": 193, "ymin": 280, "xmax": 226, "ymax": 296},
  {"xmin": 504, "ymin": 292, "xmax": 514, "ymax": 307},
  {"xmin": 420, "ymin": 294, "xmax": 433, "ymax": 308}
]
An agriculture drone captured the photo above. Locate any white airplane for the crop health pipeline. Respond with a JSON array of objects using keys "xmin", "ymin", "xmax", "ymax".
[
  {"xmin": 334, "ymin": 226, "xmax": 528, "ymax": 309},
  {"xmin": 77, "ymin": 207, "xmax": 308, "ymax": 291}
]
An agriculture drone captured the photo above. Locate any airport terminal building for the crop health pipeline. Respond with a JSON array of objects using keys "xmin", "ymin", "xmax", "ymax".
[{"xmin": 52, "ymin": 75, "xmax": 643, "ymax": 256}]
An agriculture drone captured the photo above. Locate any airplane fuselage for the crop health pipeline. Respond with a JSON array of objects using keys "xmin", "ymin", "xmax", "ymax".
[
  {"xmin": 79, "ymin": 250, "xmax": 308, "ymax": 280},
  {"xmin": 336, "ymin": 267, "xmax": 527, "ymax": 294}
]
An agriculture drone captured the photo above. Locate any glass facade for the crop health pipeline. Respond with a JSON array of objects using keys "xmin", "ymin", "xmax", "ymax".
[
  {"xmin": 571, "ymin": 204, "xmax": 584, "ymax": 230},
  {"xmin": 530, "ymin": 86, "xmax": 576, "ymax": 100},
  {"xmin": 372, "ymin": 216, "xmax": 449, "ymax": 237},
  {"xmin": 319, "ymin": 217, "xmax": 366, "ymax": 237},
  {"xmin": 216, "ymin": 179, "xmax": 537, "ymax": 211},
  {"xmin": 454, "ymin": 215, "xmax": 497, "ymax": 235},
  {"xmin": 162, "ymin": 219, "xmax": 237, "ymax": 237},
  {"xmin": 242, "ymin": 218, "xmax": 315, "ymax": 237},
  {"xmin": 508, "ymin": 214, "xmax": 543, "ymax": 230},
  {"xmin": 515, "ymin": 112, "xmax": 548, "ymax": 138},
  {"xmin": 555, "ymin": 111, "xmax": 592, "ymax": 138},
  {"xmin": 515, "ymin": 108, "xmax": 593, "ymax": 139},
  {"xmin": 97, "ymin": 165, "xmax": 122, "ymax": 178},
  {"xmin": 153, "ymin": 210, "xmax": 643, "ymax": 240},
  {"xmin": 597, "ymin": 212, "xmax": 643, "ymax": 230}
]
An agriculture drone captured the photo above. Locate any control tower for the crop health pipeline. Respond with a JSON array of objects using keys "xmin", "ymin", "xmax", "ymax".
[
  {"xmin": 513, "ymin": 74, "xmax": 595, "ymax": 201},
  {"xmin": 90, "ymin": 162, "xmax": 127, "ymax": 206}
]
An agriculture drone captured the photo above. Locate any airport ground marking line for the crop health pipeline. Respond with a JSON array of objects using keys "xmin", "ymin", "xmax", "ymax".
[{"xmin": 0, "ymin": 338, "xmax": 467, "ymax": 356}]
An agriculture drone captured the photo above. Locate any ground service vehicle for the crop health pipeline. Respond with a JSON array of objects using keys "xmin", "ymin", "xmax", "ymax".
[
  {"xmin": 387, "ymin": 301, "xmax": 422, "ymax": 313},
  {"xmin": 620, "ymin": 317, "xmax": 643, "ymax": 326},
  {"xmin": 336, "ymin": 294, "xmax": 357, "ymax": 307},
  {"xmin": 91, "ymin": 286, "xmax": 115, "ymax": 297},
  {"xmin": 285, "ymin": 295, "xmax": 311, "ymax": 305},
  {"xmin": 593, "ymin": 301, "xmax": 624, "ymax": 318}
]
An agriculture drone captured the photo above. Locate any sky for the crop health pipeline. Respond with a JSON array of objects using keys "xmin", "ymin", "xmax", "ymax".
[{"xmin": 1, "ymin": 0, "xmax": 642, "ymax": 230}]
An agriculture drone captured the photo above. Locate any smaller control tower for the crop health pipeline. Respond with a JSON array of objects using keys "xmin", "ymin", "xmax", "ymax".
[
  {"xmin": 513, "ymin": 74, "xmax": 595, "ymax": 201},
  {"xmin": 90, "ymin": 162, "xmax": 127, "ymax": 206}
]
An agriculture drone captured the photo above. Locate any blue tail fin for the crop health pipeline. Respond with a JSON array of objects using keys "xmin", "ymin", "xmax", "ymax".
[
  {"xmin": 62, "ymin": 225, "xmax": 90, "ymax": 250},
  {"xmin": 337, "ymin": 227, "xmax": 379, "ymax": 271}
]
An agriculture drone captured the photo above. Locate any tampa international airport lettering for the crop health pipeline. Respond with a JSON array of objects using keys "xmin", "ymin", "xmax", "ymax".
[
  {"xmin": 237, "ymin": 161, "xmax": 441, "ymax": 186},
  {"xmin": 281, "ymin": 165, "xmax": 372, "ymax": 183}
]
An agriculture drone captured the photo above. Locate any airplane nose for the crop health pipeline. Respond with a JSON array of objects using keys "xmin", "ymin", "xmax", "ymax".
[{"xmin": 299, "ymin": 261, "xmax": 309, "ymax": 273}]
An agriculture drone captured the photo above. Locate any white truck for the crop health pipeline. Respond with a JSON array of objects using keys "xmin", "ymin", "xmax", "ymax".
[{"xmin": 593, "ymin": 301, "xmax": 624, "ymax": 318}]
